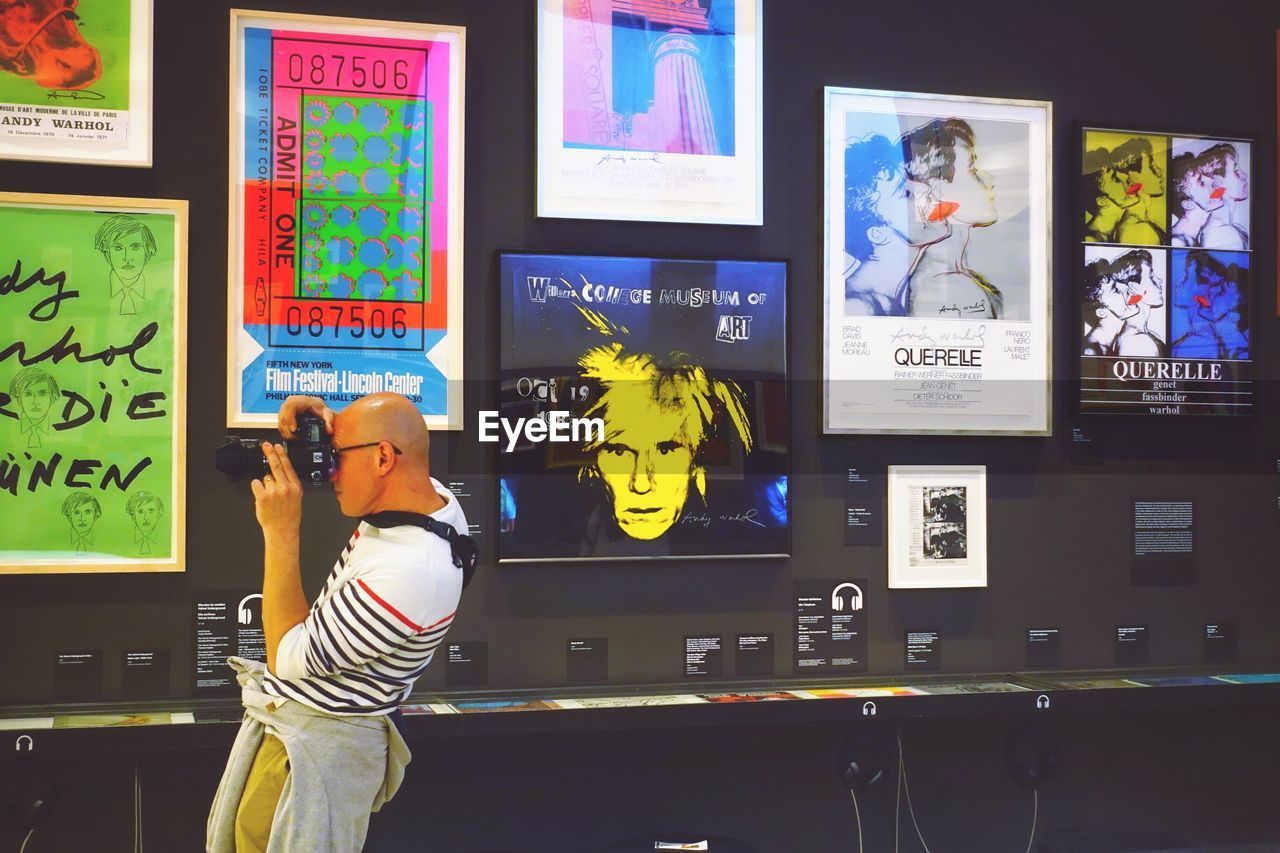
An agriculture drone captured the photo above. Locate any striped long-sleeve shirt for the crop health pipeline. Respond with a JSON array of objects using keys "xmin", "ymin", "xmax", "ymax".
[{"xmin": 264, "ymin": 479, "xmax": 467, "ymax": 715}]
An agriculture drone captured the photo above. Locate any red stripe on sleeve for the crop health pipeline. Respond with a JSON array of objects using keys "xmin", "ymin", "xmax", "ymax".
[
  {"xmin": 356, "ymin": 579, "xmax": 424, "ymax": 632},
  {"xmin": 424, "ymin": 611, "xmax": 456, "ymax": 631}
]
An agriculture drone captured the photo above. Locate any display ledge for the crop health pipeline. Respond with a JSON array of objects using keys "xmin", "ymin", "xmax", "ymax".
[{"xmin": 3, "ymin": 668, "xmax": 1278, "ymax": 755}]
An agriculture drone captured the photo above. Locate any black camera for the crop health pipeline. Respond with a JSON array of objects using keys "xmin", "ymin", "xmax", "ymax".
[{"xmin": 214, "ymin": 413, "xmax": 334, "ymax": 486}]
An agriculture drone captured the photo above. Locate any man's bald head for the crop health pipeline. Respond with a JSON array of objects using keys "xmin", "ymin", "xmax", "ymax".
[{"xmin": 340, "ymin": 392, "xmax": 430, "ymax": 471}]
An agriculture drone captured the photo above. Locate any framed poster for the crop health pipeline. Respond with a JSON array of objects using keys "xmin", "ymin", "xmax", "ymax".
[
  {"xmin": 823, "ymin": 87, "xmax": 1052, "ymax": 435},
  {"xmin": 498, "ymin": 253, "xmax": 788, "ymax": 561},
  {"xmin": 887, "ymin": 465, "xmax": 986, "ymax": 589},
  {"xmin": 0, "ymin": 192, "xmax": 187, "ymax": 574},
  {"xmin": 536, "ymin": 0, "xmax": 762, "ymax": 224},
  {"xmin": 0, "ymin": 0, "xmax": 152, "ymax": 166},
  {"xmin": 227, "ymin": 10, "xmax": 465, "ymax": 429},
  {"xmin": 1079, "ymin": 126, "xmax": 1253, "ymax": 417}
]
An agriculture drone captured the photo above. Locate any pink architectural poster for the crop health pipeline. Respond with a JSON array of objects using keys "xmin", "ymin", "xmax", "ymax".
[{"xmin": 538, "ymin": 0, "xmax": 761, "ymax": 224}]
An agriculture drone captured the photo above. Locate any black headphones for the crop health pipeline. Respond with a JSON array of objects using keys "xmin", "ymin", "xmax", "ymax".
[
  {"xmin": 1, "ymin": 755, "xmax": 57, "ymax": 832},
  {"xmin": 837, "ymin": 732, "xmax": 894, "ymax": 793},
  {"xmin": 362, "ymin": 511, "xmax": 480, "ymax": 589},
  {"xmin": 1005, "ymin": 717, "xmax": 1059, "ymax": 790}
]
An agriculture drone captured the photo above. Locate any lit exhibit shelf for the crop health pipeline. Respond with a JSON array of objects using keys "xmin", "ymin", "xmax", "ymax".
[{"xmin": 2, "ymin": 669, "xmax": 1278, "ymax": 754}]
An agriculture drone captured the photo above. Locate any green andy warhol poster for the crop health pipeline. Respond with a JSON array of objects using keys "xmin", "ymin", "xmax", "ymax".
[{"xmin": 0, "ymin": 194, "xmax": 186, "ymax": 573}]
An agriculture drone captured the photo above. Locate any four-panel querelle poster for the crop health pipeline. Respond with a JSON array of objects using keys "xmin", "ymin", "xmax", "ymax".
[{"xmin": 0, "ymin": 2, "xmax": 1269, "ymax": 582}]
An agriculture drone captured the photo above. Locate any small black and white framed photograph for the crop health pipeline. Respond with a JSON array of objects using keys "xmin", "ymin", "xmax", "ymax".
[{"xmin": 888, "ymin": 465, "xmax": 987, "ymax": 588}]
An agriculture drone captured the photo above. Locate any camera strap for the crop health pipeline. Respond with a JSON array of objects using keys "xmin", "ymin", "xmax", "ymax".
[{"xmin": 361, "ymin": 510, "xmax": 479, "ymax": 589}]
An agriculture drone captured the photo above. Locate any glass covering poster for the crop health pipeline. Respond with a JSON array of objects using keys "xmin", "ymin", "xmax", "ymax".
[
  {"xmin": 0, "ymin": 0, "xmax": 152, "ymax": 165},
  {"xmin": 228, "ymin": 11, "xmax": 464, "ymax": 429},
  {"xmin": 823, "ymin": 88, "xmax": 1051, "ymax": 435},
  {"xmin": 1079, "ymin": 127, "xmax": 1253, "ymax": 416},
  {"xmin": 537, "ymin": 0, "xmax": 762, "ymax": 224},
  {"xmin": 499, "ymin": 254, "xmax": 788, "ymax": 561},
  {"xmin": 0, "ymin": 193, "xmax": 186, "ymax": 574}
]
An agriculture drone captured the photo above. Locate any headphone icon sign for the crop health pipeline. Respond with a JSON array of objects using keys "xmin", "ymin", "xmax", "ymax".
[
  {"xmin": 831, "ymin": 583, "xmax": 864, "ymax": 612},
  {"xmin": 862, "ymin": 701, "xmax": 877, "ymax": 717},
  {"xmin": 1035, "ymin": 694, "xmax": 1051, "ymax": 710},
  {"xmin": 238, "ymin": 594, "xmax": 263, "ymax": 626}
]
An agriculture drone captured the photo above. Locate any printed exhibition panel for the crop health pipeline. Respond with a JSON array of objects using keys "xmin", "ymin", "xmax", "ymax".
[
  {"xmin": 537, "ymin": 0, "xmax": 762, "ymax": 224},
  {"xmin": 0, "ymin": 0, "xmax": 152, "ymax": 165},
  {"xmin": 499, "ymin": 253, "xmax": 788, "ymax": 561},
  {"xmin": 1080, "ymin": 127, "xmax": 1253, "ymax": 417},
  {"xmin": 227, "ymin": 11, "xmax": 465, "ymax": 429},
  {"xmin": 0, "ymin": 192, "xmax": 187, "ymax": 573},
  {"xmin": 823, "ymin": 88, "xmax": 1052, "ymax": 435}
]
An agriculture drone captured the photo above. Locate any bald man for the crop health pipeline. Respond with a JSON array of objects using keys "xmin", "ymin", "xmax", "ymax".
[{"xmin": 208, "ymin": 393, "xmax": 468, "ymax": 853}]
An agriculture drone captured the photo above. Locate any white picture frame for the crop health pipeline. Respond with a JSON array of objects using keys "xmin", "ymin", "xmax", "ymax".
[
  {"xmin": 536, "ymin": 0, "xmax": 762, "ymax": 225},
  {"xmin": 823, "ymin": 87, "xmax": 1052, "ymax": 435},
  {"xmin": 0, "ymin": 0, "xmax": 153, "ymax": 166},
  {"xmin": 888, "ymin": 465, "xmax": 987, "ymax": 589},
  {"xmin": 226, "ymin": 9, "xmax": 465, "ymax": 430}
]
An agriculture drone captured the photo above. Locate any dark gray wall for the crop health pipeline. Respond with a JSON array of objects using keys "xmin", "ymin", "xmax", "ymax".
[{"xmin": 1, "ymin": 0, "xmax": 1278, "ymax": 704}]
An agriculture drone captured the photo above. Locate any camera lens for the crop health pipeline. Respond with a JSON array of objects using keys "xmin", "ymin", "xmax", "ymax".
[
  {"xmin": 213, "ymin": 413, "xmax": 333, "ymax": 486},
  {"xmin": 213, "ymin": 437, "xmax": 269, "ymax": 483}
]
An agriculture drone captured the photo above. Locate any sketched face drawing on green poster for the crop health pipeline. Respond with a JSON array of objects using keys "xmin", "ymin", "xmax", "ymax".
[
  {"xmin": 9, "ymin": 366, "xmax": 58, "ymax": 447},
  {"xmin": 125, "ymin": 488, "xmax": 163, "ymax": 554},
  {"xmin": 61, "ymin": 491, "xmax": 100, "ymax": 554},
  {"xmin": 94, "ymin": 214, "xmax": 155, "ymax": 315}
]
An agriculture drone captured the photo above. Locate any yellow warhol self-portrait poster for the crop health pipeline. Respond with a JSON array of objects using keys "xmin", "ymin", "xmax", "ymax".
[{"xmin": 498, "ymin": 253, "xmax": 788, "ymax": 562}]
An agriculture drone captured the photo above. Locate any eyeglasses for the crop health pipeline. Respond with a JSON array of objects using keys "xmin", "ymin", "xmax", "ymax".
[{"xmin": 332, "ymin": 440, "xmax": 403, "ymax": 461}]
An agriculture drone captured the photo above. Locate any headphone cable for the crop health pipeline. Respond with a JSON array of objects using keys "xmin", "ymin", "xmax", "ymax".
[
  {"xmin": 18, "ymin": 828, "xmax": 34, "ymax": 853},
  {"xmin": 896, "ymin": 727, "xmax": 1042, "ymax": 853},
  {"xmin": 895, "ymin": 734, "xmax": 902, "ymax": 853},
  {"xmin": 897, "ymin": 728, "xmax": 933, "ymax": 853},
  {"xmin": 849, "ymin": 789, "xmax": 864, "ymax": 853},
  {"xmin": 134, "ymin": 759, "xmax": 143, "ymax": 853},
  {"xmin": 1025, "ymin": 789, "xmax": 1038, "ymax": 853}
]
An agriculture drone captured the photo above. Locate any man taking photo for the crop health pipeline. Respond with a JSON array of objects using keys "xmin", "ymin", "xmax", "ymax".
[{"xmin": 208, "ymin": 392, "xmax": 470, "ymax": 852}]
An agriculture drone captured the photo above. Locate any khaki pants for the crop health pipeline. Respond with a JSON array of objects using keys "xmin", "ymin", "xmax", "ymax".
[{"xmin": 233, "ymin": 734, "xmax": 289, "ymax": 852}]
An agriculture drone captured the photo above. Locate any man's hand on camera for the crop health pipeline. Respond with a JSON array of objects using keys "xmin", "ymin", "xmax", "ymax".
[
  {"xmin": 251, "ymin": 442, "xmax": 303, "ymax": 537},
  {"xmin": 277, "ymin": 395, "xmax": 336, "ymax": 439}
]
